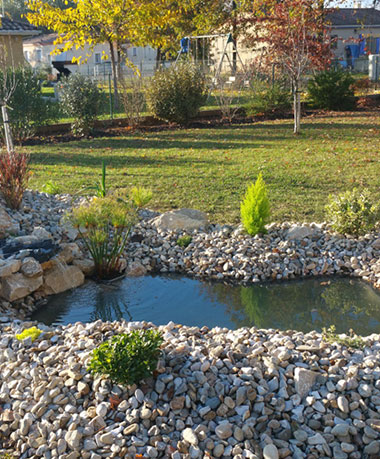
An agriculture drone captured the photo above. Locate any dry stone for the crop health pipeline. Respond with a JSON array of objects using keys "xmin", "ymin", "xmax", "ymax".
[
  {"xmin": 152, "ymin": 208, "xmax": 209, "ymax": 231},
  {"xmin": 0, "ymin": 259, "xmax": 21, "ymax": 278},
  {"xmin": 0, "ymin": 273, "xmax": 42, "ymax": 301},
  {"xmin": 42, "ymin": 261, "xmax": 85, "ymax": 295}
]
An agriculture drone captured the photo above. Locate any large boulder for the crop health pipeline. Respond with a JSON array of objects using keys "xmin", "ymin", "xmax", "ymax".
[
  {"xmin": 152, "ymin": 209, "xmax": 209, "ymax": 232},
  {"xmin": 42, "ymin": 261, "xmax": 85, "ymax": 295},
  {"xmin": 0, "ymin": 273, "xmax": 43, "ymax": 302},
  {"xmin": 0, "ymin": 205, "xmax": 19, "ymax": 238}
]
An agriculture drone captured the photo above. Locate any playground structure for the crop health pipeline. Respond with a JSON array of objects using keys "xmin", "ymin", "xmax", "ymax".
[{"xmin": 175, "ymin": 32, "xmax": 249, "ymax": 82}]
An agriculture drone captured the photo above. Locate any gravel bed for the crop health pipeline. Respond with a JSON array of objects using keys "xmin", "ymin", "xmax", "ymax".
[{"xmin": 1, "ymin": 319, "xmax": 380, "ymax": 458}]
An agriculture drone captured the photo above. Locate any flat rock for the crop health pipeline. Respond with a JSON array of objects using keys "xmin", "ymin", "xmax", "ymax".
[{"xmin": 152, "ymin": 209, "xmax": 209, "ymax": 232}]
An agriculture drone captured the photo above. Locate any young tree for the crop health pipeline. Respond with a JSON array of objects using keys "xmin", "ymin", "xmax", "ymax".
[
  {"xmin": 26, "ymin": 0, "xmax": 179, "ymax": 101},
  {"xmin": 241, "ymin": 0, "xmax": 333, "ymax": 133}
]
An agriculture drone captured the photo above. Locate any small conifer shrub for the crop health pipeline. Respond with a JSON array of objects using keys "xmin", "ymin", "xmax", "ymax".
[{"xmin": 240, "ymin": 172, "xmax": 270, "ymax": 235}]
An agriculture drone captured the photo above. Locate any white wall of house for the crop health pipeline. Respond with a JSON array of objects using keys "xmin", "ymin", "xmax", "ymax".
[{"xmin": 23, "ymin": 38, "xmax": 157, "ymax": 77}]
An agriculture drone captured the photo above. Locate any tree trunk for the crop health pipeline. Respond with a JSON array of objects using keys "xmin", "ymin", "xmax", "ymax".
[
  {"xmin": 155, "ymin": 47, "xmax": 162, "ymax": 71},
  {"xmin": 293, "ymin": 81, "xmax": 301, "ymax": 134},
  {"xmin": 109, "ymin": 41, "xmax": 119, "ymax": 109}
]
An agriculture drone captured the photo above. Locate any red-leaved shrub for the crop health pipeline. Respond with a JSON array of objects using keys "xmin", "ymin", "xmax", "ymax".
[{"xmin": 0, "ymin": 153, "xmax": 31, "ymax": 209}]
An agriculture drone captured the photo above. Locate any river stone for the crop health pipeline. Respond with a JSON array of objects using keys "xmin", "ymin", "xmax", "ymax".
[
  {"xmin": 372, "ymin": 238, "xmax": 380, "ymax": 249},
  {"xmin": 0, "ymin": 272, "xmax": 43, "ymax": 301},
  {"xmin": 215, "ymin": 422, "xmax": 233, "ymax": 440},
  {"xmin": 42, "ymin": 261, "xmax": 85, "ymax": 295},
  {"xmin": 182, "ymin": 427, "xmax": 198, "ymax": 446},
  {"xmin": 0, "ymin": 205, "xmax": 19, "ymax": 238},
  {"xmin": 286, "ymin": 225, "xmax": 314, "ymax": 241},
  {"xmin": 294, "ymin": 368, "xmax": 318, "ymax": 399},
  {"xmin": 263, "ymin": 444, "xmax": 279, "ymax": 459},
  {"xmin": 332, "ymin": 424, "xmax": 350, "ymax": 437},
  {"xmin": 152, "ymin": 208, "xmax": 209, "ymax": 231}
]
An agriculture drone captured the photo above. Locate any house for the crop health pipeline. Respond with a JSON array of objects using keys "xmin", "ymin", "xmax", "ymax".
[
  {"xmin": 0, "ymin": 17, "xmax": 39, "ymax": 67},
  {"xmin": 208, "ymin": 7, "xmax": 380, "ymax": 75},
  {"xmin": 23, "ymin": 33, "xmax": 158, "ymax": 78},
  {"xmin": 327, "ymin": 8, "xmax": 380, "ymax": 71}
]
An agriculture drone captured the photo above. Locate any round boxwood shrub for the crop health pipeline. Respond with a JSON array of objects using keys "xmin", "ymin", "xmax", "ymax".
[
  {"xmin": 58, "ymin": 73, "xmax": 102, "ymax": 136},
  {"xmin": 147, "ymin": 62, "xmax": 208, "ymax": 125},
  {"xmin": 307, "ymin": 68, "xmax": 355, "ymax": 110}
]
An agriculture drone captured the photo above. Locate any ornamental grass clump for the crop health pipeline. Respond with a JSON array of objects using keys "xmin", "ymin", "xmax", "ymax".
[
  {"xmin": 240, "ymin": 172, "xmax": 270, "ymax": 235},
  {"xmin": 88, "ymin": 329, "xmax": 163, "ymax": 386},
  {"xmin": 0, "ymin": 152, "xmax": 31, "ymax": 209},
  {"xmin": 68, "ymin": 197, "xmax": 137, "ymax": 279},
  {"xmin": 325, "ymin": 188, "xmax": 379, "ymax": 236}
]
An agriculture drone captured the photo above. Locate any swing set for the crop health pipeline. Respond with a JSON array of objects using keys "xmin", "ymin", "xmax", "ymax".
[{"xmin": 175, "ymin": 32, "xmax": 248, "ymax": 81}]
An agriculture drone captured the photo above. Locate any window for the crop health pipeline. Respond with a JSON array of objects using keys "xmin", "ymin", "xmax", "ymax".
[
  {"xmin": 95, "ymin": 52, "xmax": 101, "ymax": 64},
  {"xmin": 35, "ymin": 49, "xmax": 42, "ymax": 62},
  {"xmin": 132, "ymin": 47, "xmax": 137, "ymax": 57}
]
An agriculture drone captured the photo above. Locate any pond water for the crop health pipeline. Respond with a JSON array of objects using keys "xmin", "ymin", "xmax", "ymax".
[{"xmin": 30, "ymin": 275, "xmax": 380, "ymax": 335}]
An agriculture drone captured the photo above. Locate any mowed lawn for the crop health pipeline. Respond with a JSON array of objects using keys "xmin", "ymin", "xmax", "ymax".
[{"xmin": 24, "ymin": 111, "xmax": 380, "ymax": 224}]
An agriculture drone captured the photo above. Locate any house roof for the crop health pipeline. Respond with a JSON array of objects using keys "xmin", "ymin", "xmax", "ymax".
[
  {"xmin": 0, "ymin": 17, "xmax": 39, "ymax": 36},
  {"xmin": 328, "ymin": 8, "xmax": 380, "ymax": 27},
  {"xmin": 24, "ymin": 33, "xmax": 58, "ymax": 46}
]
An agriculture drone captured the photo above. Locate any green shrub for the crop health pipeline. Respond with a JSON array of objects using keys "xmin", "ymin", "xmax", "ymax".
[
  {"xmin": 88, "ymin": 329, "xmax": 163, "ymax": 385},
  {"xmin": 245, "ymin": 79, "xmax": 291, "ymax": 116},
  {"xmin": 58, "ymin": 73, "xmax": 102, "ymax": 136},
  {"xmin": 307, "ymin": 69, "xmax": 355, "ymax": 110},
  {"xmin": 16, "ymin": 326, "xmax": 42, "ymax": 343},
  {"xmin": 325, "ymin": 188, "xmax": 379, "ymax": 236},
  {"xmin": 68, "ymin": 196, "xmax": 137, "ymax": 279},
  {"xmin": 240, "ymin": 172, "xmax": 270, "ymax": 235},
  {"xmin": 147, "ymin": 62, "xmax": 208, "ymax": 125},
  {"xmin": 130, "ymin": 186, "xmax": 153, "ymax": 208},
  {"xmin": 0, "ymin": 67, "xmax": 56, "ymax": 142},
  {"xmin": 177, "ymin": 234, "xmax": 192, "ymax": 248}
]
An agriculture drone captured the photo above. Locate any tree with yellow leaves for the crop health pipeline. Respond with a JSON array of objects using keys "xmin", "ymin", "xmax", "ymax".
[{"xmin": 26, "ymin": 0, "xmax": 181, "ymax": 100}]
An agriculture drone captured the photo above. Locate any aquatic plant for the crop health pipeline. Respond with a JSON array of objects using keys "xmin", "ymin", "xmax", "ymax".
[{"xmin": 68, "ymin": 196, "xmax": 137, "ymax": 279}]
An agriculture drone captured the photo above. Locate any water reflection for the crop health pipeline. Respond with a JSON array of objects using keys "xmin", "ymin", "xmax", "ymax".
[{"xmin": 31, "ymin": 275, "xmax": 380, "ymax": 335}]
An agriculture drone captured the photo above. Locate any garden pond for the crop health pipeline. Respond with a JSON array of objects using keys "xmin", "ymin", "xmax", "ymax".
[{"xmin": 31, "ymin": 275, "xmax": 380, "ymax": 336}]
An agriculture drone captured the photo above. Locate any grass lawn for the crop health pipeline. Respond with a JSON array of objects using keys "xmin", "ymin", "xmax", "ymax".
[{"xmin": 24, "ymin": 111, "xmax": 380, "ymax": 224}]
